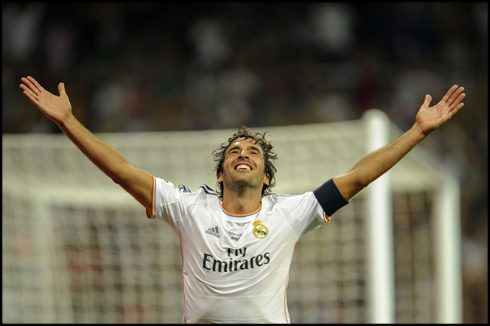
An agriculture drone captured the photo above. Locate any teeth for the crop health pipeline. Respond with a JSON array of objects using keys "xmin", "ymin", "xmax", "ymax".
[{"xmin": 236, "ymin": 165, "xmax": 251, "ymax": 170}]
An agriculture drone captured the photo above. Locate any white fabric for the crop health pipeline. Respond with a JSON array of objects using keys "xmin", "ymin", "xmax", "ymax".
[{"xmin": 146, "ymin": 177, "xmax": 328, "ymax": 323}]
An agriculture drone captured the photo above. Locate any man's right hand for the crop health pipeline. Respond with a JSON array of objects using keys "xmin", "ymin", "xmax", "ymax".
[
  {"xmin": 19, "ymin": 76, "xmax": 154, "ymax": 213},
  {"xmin": 20, "ymin": 76, "xmax": 72, "ymax": 125}
]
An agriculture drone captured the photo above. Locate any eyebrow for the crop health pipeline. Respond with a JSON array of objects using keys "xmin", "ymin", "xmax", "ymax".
[{"xmin": 227, "ymin": 145, "xmax": 262, "ymax": 154}]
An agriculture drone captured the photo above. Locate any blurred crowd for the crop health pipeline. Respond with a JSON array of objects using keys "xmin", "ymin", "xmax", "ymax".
[{"xmin": 2, "ymin": 2, "xmax": 487, "ymax": 323}]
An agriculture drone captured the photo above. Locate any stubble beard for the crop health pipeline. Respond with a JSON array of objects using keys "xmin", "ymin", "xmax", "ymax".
[{"xmin": 224, "ymin": 170, "xmax": 263, "ymax": 195}]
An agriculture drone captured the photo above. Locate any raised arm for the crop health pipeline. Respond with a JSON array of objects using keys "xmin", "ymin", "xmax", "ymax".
[
  {"xmin": 333, "ymin": 85, "xmax": 465, "ymax": 201},
  {"xmin": 20, "ymin": 76, "xmax": 154, "ymax": 210}
]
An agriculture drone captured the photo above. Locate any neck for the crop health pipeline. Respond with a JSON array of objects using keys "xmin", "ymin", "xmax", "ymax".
[{"xmin": 221, "ymin": 185, "xmax": 262, "ymax": 215}]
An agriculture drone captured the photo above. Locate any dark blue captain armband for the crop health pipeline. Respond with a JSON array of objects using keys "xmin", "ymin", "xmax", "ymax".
[{"xmin": 313, "ymin": 178, "xmax": 349, "ymax": 219}]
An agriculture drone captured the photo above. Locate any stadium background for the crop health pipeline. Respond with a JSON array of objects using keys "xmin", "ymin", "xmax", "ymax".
[{"xmin": 2, "ymin": 2, "xmax": 487, "ymax": 323}]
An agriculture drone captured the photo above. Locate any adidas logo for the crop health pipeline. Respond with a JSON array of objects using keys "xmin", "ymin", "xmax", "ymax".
[{"xmin": 205, "ymin": 226, "xmax": 221, "ymax": 238}]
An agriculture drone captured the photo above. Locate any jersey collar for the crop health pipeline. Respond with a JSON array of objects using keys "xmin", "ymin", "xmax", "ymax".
[{"xmin": 220, "ymin": 203, "xmax": 261, "ymax": 218}]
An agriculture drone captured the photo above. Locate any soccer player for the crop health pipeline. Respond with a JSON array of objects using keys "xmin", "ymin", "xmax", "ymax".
[{"xmin": 20, "ymin": 76, "xmax": 465, "ymax": 323}]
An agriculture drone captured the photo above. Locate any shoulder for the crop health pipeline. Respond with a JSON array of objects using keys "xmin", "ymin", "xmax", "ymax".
[
  {"xmin": 264, "ymin": 191, "xmax": 315, "ymax": 200},
  {"xmin": 153, "ymin": 178, "xmax": 218, "ymax": 202},
  {"xmin": 262, "ymin": 191, "xmax": 317, "ymax": 207},
  {"xmin": 178, "ymin": 184, "xmax": 219, "ymax": 201}
]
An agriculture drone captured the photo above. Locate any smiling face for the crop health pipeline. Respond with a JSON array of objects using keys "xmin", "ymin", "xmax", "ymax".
[
  {"xmin": 218, "ymin": 138, "xmax": 270, "ymax": 193},
  {"xmin": 212, "ymin": 126, "xmax": 278, "ymax": 201}
]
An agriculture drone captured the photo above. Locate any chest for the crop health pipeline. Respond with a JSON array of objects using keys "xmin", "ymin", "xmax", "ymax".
[{"xmin": 181, "ymin": 205, "xmax": 296, "ymax": 256}]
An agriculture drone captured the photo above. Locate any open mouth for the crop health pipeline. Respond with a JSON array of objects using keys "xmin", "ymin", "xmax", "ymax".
[{"xmin": 235, "ymin": 164, "xmax": 252, "ymax": 171}]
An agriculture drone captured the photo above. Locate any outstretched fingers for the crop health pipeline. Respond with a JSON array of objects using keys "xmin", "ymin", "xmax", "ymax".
[
  {"xmin": 452, "ymin": 91, "xmax": 465, "ymax": 107},
  {"xmin": 20, "ymin": 85, "xmax": 40, "ymax": 107},
  {"xmin": 445, "ymin": 91, "xmax": 465, "ymax": 121},
  {"xmin": 448, "ymin": 88, "xmax": 465, "ymax": 108},
  {"xmin": 27, "ymin": 76, "xmax": 45, "ymax": 93},
  {"xmin": 441, "ymin": 85, "xmax": 458, "ymax": 103},
  {"xmin": 20, "ymin": 77, "xmax": 39, "ymax": 96},
  {"xmin": 19, "ymin": 82, "xmax": 34, "ymax": 98},
  {"xmin": 447, "ymin": 102, "xmax": 464, "ymax": 120},
  {"xmin": 20, "ymin": 76, "xmax": 47, "ymax": 108}
]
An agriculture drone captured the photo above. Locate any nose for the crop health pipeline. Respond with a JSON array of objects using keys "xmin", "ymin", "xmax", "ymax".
[{"xmin": 239, "ymin": 150, "xmax": 249, "ymax": 158}]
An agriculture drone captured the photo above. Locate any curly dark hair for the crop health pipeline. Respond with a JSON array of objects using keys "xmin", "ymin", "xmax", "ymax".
[{"xmin": 212, "ymin": 126, "xmax": 277, "ymax": 201}]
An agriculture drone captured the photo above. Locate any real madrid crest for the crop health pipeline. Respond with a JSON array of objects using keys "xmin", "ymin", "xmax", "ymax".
[{"xmin": 252, "ymin": 219, "xmax": 269, "ymax": 239}]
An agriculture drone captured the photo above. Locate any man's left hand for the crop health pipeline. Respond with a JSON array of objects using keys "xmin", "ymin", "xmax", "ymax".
[{"xmin": 415, "ymin": 85, "xmax": 465, "ymax": 135}]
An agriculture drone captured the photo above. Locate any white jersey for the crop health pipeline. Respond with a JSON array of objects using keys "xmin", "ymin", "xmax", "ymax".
[{"xmin": 146, "ymin": 176, "xmax": 348, "ymax": 323}]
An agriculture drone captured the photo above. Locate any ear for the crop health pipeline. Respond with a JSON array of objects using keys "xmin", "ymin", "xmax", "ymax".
[
  {"xmin": 218, "ymin": 172, "xmax": 223, "ymax": 184},
  {"xmin": 264, "ymin": 174, "xmax": 270, "ymax": 186}
]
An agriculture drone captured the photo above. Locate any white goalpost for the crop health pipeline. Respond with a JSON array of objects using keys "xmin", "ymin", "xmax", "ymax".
[
  {"xmin": 362, "ymin": 110, "xmax": 461, "ymax": 323},
  {"xmin": 2, "ymin": 110, "xmax": 461, "ymax": 323},
  {"xmin": 364, "ymin": 110, "xmax": 395, "ymax": 323}
]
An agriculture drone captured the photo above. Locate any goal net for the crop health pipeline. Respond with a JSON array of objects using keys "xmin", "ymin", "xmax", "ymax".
[{"xmin": 2, "ymin": 110, "xmax": 461, "ymax": 323}]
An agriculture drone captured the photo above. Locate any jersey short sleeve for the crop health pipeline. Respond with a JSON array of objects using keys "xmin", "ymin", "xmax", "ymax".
[{"xmin": 145, "ymin": 176, "xmax": 185, "ymax": 233}]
